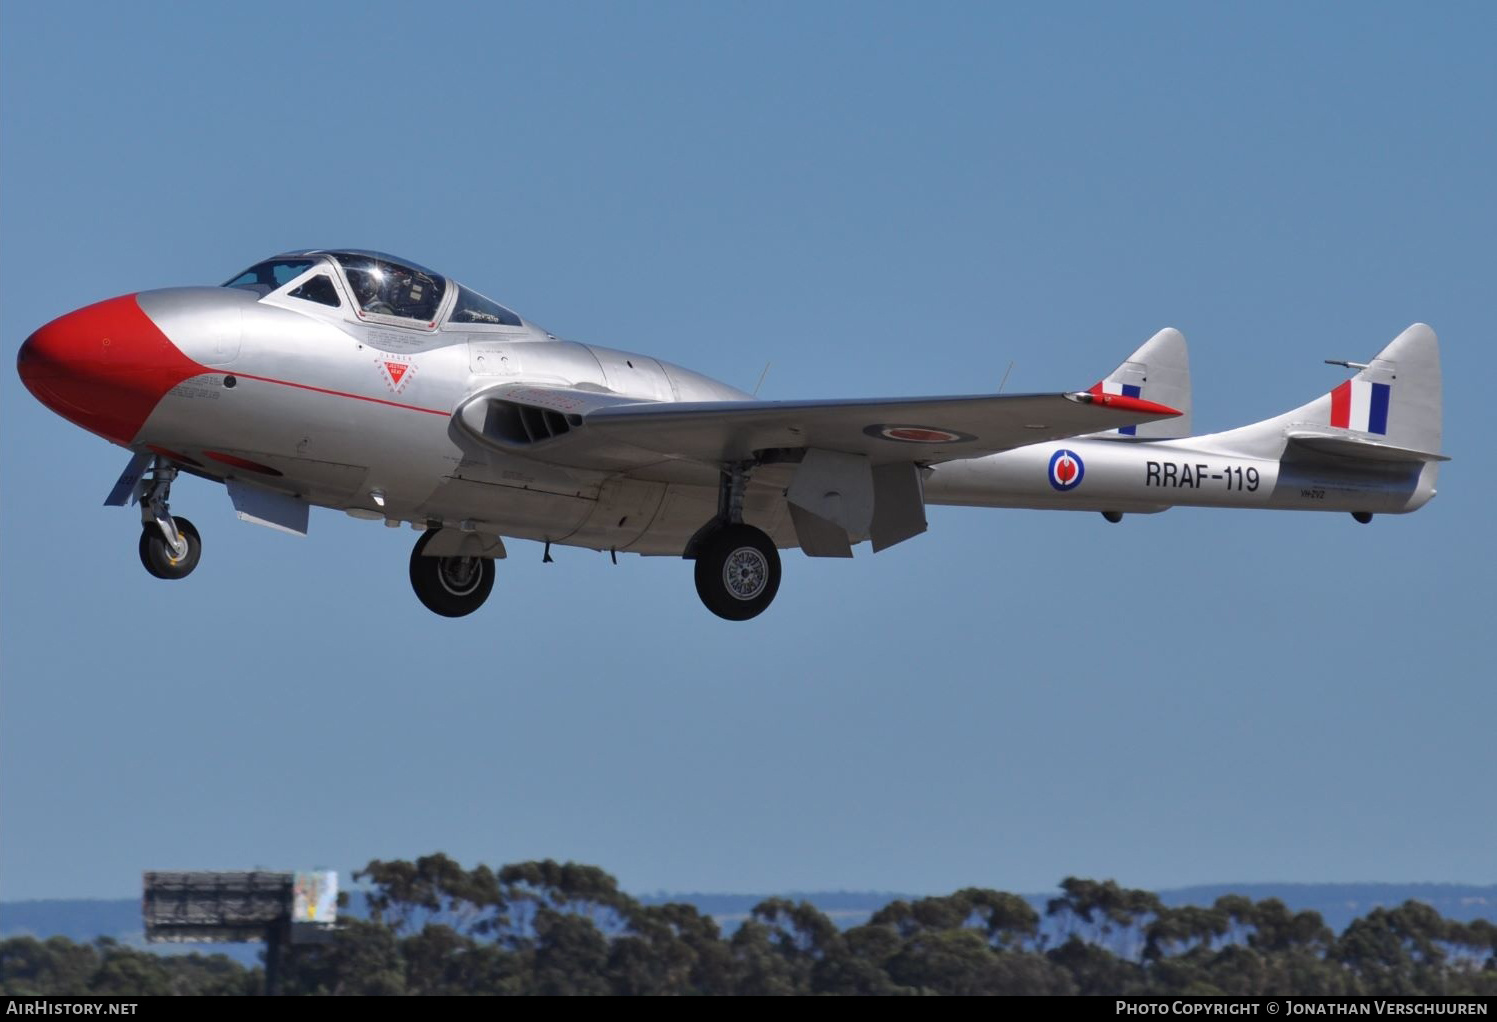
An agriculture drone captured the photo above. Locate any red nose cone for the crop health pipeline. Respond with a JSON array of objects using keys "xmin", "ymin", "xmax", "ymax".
[{"xmin": 18, "ymin": 294, "xmax": 202, "ymax": 445}]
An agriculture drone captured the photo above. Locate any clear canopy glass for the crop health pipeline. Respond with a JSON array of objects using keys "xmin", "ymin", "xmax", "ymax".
[
  {"xmin": 332, "ymin": 253, "xmax": 446, "ymax": 323},
  {"xmin": 222, "ymin": 258, "xmax": 316, "ymax": 296},
  {"xmin": 222, "ymin": 250, "xmax": 522, "ymax": 329}
]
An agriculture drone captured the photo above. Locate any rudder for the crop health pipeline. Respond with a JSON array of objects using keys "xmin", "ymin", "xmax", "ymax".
[{"xmin": 1343, "ymin": 323, "xmax": 1442, "ymax": 456}]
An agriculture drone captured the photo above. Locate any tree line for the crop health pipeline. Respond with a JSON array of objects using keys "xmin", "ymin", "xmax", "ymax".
[{"xmin": 3, "ymin": 854, "xmax": 1495, "ymax": 995}]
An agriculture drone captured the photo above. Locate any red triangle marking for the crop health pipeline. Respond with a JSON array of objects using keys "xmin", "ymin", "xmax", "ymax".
[{"xmin": 385, "ymin": 362, "xmax": 408, "ymax": 385}]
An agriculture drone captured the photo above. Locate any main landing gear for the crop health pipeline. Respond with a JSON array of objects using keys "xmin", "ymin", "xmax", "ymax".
[
  {"xmin": 409, "ymin": 529, "xmax": 495, "ymax": 617},
  {"xmin": 136, "ymin": 459, "xmax": 201, "ymax": 580},
  {"xmin": 694, "ymin": 524, "xmax": 781, "ymax": 621},
  {"xmin": 688, "ymin": 462, "xmax": 782, "ymax": 621}
]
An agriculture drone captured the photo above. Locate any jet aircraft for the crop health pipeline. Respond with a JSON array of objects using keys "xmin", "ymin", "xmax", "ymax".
[{"xmin": 16, "ymin": 250, "xmax": 1446, "ymax": 620}]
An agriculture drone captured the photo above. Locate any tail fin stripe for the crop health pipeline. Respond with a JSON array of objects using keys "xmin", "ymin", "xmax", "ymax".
[
  {"xmin": 1331, "ymin": 380, "xmax": 1351, "ymax": 428},
  {"xmin": 1368, "ymin": 383, "xmax": 1390, "ymax": 435},
  {"xmin": 1350, "ymin": 381, "xmax": 1372, "ymax": 431}
]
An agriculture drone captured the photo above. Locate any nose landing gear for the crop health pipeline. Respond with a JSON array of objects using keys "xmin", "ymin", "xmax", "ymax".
[
  {"xmin": 136, "ymin": 458, "xmax": 201, "ymax": 580},
  {"xmin": 139, "ymin": 517, "xmax": 201, "ymax": 579}
]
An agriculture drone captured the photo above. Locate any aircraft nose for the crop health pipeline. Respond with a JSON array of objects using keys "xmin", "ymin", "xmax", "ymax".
[{"xmin": 17, "ymin": 293, "xmax": 198, "ymax": 445}]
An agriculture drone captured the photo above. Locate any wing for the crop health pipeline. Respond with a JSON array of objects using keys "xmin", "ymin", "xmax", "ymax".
[{"xmin": 453, "ymin": 382, "xmax": 1180, "ymax": 472}]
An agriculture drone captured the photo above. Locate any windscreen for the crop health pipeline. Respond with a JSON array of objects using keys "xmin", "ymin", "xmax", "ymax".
[{"xmin": 223, "ymin": 259, "xmax": 316, "ymax": 296}]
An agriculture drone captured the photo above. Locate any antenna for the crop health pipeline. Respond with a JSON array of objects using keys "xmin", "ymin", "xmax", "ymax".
[
  {"xmin": 1324, "ymin": 359, "xmax": 1368, "ymax": 370},
  {"xmin": 997, "ymin": 360, "xmax": 1015, "ymax": 394},
  {"xmin": 753, "ymin": 361, "xmax": 772, "ymax": 398}
]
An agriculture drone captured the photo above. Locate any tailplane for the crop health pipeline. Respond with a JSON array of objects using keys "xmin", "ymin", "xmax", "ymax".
[{"xmin": 1084, "ymin": 327, "xmax": 1192, "ymax": 439}]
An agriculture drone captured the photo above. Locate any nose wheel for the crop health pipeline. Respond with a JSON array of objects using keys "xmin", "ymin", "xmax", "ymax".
[
  {"xmin": 133, "ymin": 457, "xmax": 202, "ymax": 580},
  {"xmin": 139, "ymin": 516, "xmax": 201, "ymax": 580},
  {"xmin": 694, "ymin": 524, "xmax": 781, "ymax": 621},
  {"xmin": 409, "ymin": 529, "xmax": 495, "ymax": 617}
]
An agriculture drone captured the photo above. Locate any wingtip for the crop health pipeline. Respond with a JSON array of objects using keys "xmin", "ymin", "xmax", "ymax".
[{"xmin": 1068, "ymin": 390, "xmax": 1183, "ymax": 417}]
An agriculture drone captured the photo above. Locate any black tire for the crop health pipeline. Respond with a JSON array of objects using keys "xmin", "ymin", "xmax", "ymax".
[
  {"xmin": 138, "ymin": 516, "xmax": 201, "ymax": 580},
  {"xmin": 409, "ymin": 530, "xmax": 495, "ymax": 617},
  {"xmin": 693, "ymin": 524, "xmax": 781, "ymax": 621}
]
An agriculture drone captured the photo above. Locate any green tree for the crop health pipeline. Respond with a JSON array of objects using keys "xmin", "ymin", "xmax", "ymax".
[
  {"xmin": 1, "ymin": 936, "xmax": 100, "ymax": 995},
  {"xmin": 281, "ymin": 918, "xmax": 407, "ymax": 995}
]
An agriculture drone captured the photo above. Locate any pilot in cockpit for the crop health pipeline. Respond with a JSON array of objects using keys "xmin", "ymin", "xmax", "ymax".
[{"xmin": 348, "ymin": 268, "xmax": 393, "ymax": 315}]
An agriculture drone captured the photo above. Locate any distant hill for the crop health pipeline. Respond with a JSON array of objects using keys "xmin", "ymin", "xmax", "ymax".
[
  {"xmin": 1, "ymin": 899, "xmax": 143, "ymax": 944},
  {"xmin": 1152, "ymin": 883, "xmax": 1496, "ymax": 936},
  {"xmin": 4, "ymin": 883, "xmax": 1493, "ymax": 954},
  {"xmin": 642, "ymin": 883, "xmax": 1497, "ymax": 938}
]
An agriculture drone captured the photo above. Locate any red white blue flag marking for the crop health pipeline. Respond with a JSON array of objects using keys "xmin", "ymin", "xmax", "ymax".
[
  {"xmin": 1330, "ymin": 380, "xmax": 1390, "ymax": 435},
  {"xmin": 1048, "ymin": 449, "xmax": 1085, "ymax": 491}
]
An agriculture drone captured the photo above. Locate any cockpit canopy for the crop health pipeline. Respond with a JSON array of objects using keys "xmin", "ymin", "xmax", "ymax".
[{"xmin": 223, "ymin": 250, "xmax": 522, "ymax": 329}]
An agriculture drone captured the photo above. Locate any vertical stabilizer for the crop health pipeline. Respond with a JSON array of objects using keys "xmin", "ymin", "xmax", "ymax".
[
  {"xmin": 1205, "ymin": 324, "xmax": 1443, "ymax": 459},
  {"xmin": 1084, "ymin": 327, "xmax": 1192, "ymax": 439}
]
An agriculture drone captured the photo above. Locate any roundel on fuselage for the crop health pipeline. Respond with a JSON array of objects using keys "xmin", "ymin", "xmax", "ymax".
[{"xmin": 1048, "ymin": 449, "xmax": 1084, "ymax": 491}]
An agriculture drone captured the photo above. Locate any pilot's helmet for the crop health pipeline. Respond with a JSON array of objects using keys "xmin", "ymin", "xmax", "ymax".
[{"xmin": 351, "ymin": 268, "xmax": 380, "ymax": 306}]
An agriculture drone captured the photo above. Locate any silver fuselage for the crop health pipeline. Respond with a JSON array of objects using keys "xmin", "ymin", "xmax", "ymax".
[{"xmin": 127, "ymin": 285, "xmax": 1434, "ymax": 558}]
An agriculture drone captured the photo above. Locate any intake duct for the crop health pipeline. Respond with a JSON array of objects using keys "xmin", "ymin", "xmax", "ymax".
[{"xmin": 479, "ymin": 399, "xmax": 581, "ymax": 445}]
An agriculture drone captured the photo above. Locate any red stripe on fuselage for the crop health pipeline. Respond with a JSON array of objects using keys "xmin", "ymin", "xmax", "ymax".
[{"xmin": 224, "ymin": 369, "xmax": 448, "ymax": 417}]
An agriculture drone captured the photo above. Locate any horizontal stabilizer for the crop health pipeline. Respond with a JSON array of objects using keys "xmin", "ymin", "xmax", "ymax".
[{"xmin": 1285, "ymin": 430, "xmax": 1450, "ymax": 464}]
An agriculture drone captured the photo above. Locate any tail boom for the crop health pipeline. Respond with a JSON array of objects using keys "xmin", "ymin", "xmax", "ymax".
[{"xmin": 925, "ymin": 436, "xmax": 1436, "ymax": 516}]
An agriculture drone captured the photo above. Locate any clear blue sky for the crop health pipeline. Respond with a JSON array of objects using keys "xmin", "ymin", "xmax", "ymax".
[{"xmin": 2, "ymin": 2, "xmax": 1492, "ymax": 901}]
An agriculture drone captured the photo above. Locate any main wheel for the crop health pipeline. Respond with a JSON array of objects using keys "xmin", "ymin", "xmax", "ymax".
[
  {"xmin": 139, "ymin": 516, "xmax": 201, "ymax": 580},
  {"xmin": 409, "ymin": 530, "xmax": 495, "ymax": 617},
  {"xmin": 693, "ymin": 524, "xmax": 781, "ymax": 621}
]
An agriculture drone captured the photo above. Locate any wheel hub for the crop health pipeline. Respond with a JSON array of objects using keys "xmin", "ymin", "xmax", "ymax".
[
  {"xmin": 438, "ymin": 556, "xmax": 482, "ymax": 596},
  {"xmin": 722, "ymin": 547, "xmax": 768, "ymax": 601}
]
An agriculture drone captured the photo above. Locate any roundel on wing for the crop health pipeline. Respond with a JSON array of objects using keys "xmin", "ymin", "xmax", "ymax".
[
  {"xmin": 862, "ymin": 424, "xmax": 977, "ymax": 444},
  {"xmin": 1048, "ymin": 449, "xmax": 1084, "ymax": 491}
]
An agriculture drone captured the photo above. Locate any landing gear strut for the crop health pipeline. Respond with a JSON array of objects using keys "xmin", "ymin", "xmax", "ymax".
[
  {"xmin": 136, "ymin": 459, "xmax": 201, "ymax": 580},
  {"xmin": 409, "ymin": 529, "xmax": 495, "ymax": 617},
  {"xmin": 690, "ymin": 461, "xmax": 782, "ymax": 621}
]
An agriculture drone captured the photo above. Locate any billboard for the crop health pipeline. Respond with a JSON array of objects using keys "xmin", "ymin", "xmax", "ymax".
[
  {"xmin": 293, "ymin": 871, "xmax": 338, "ymax": 925},
  {"xmin": 143, "ymin": 870, "xmax": 338, "ymax": 944}
]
